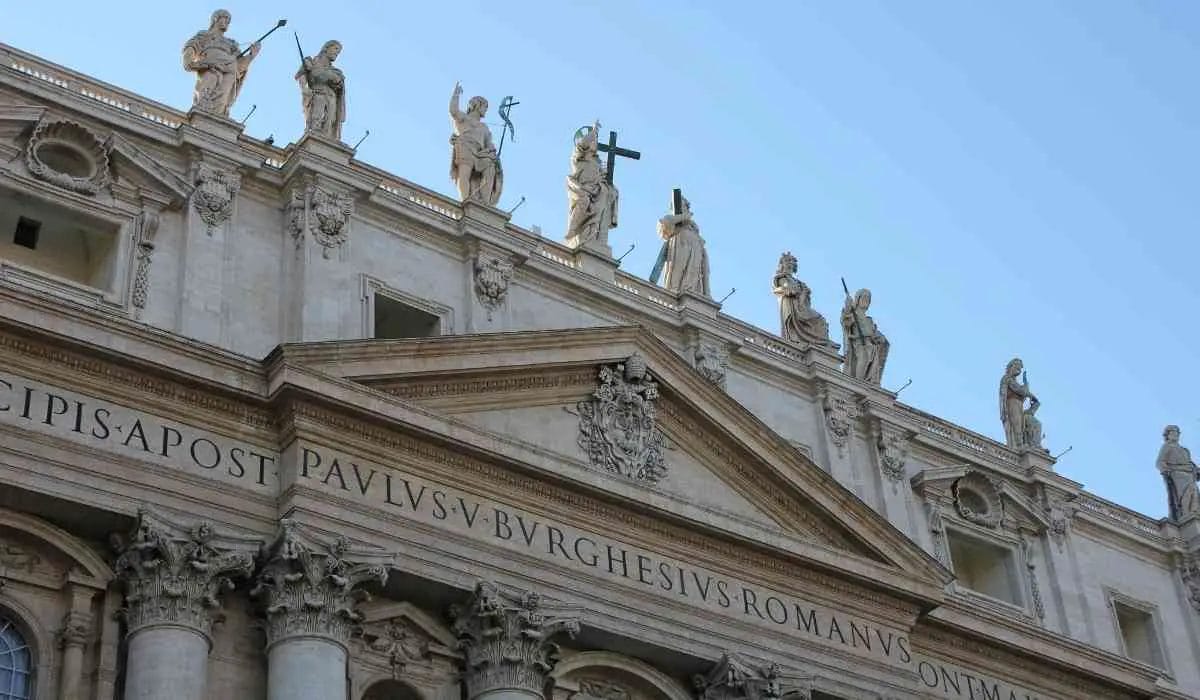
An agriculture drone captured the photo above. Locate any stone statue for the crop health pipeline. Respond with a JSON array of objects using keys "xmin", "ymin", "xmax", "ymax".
[
  {"xmin": 296, "ymin": 40, "xmax": 346, "ymax": 140},
  {"xmin": 773, "ymin": 252, "xmax": 830, "ymax": 346},
  {"xmin": 566, "ymin": 122, "xmax": 618, "ymax": 252},
  {"xmin": 999, "ymin": 358, "xmax": 1039, "ymax": 449},
  {"xmin": 1158, "ymin": 425, "xmax": 1199, "ymax": 521},
  {"xmin": 656, "ymin": 195, "xmax": 710, "ymax": 296},
  {"xmin": 1022, "ymin": 397, "xmax": 1045, "ymax": 450},
  {"xmin": 449, "ymin": 82, "xmax": 502, "ymax": 205},
  {"xmin": 182, "ymin": 9, "xmax": 261, "ymax": 117},
  {"xmin": 840, "ymin": 288, "xmax": 889, "ymax": 383}
]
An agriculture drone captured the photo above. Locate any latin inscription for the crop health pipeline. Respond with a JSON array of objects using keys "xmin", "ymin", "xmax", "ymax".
[{"xmin": 0, "ymin": 372, "xmax": 1050, "ymax": 698}]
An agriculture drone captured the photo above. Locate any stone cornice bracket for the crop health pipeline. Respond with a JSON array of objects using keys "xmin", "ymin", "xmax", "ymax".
[
  {"xmin": 190, "ymin": 159, "xmax": 241, "ymax": 234},
  {"xmin": 816, "ymin": 380, "xmax": 860, "ymax": 459},
  {"xmin": 868, "ymin": 415, "xmax": 916, "ymax": 490},
  {"xmin": 286, "ymin": 174, "xmax": 356, "ymax": 258},
  {"xmin": 111, "ymin": 508, "xmax": 256, "ymax": 641},
  {"xmin": 693, "ymin": 653, "xmax": 811, "ymax": 700},
  {"xmin": 450, "ymin": 581, "xmax": 580, "ymax": 700},
  {"xmin": 251, "ymin": 519, "xmax": 392, "ymax": 650}
]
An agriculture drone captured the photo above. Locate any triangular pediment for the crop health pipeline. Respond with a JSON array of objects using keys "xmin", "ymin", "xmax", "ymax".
[{"xmin": 273, "ymin": 326, "xmax": 950, "ymax": 594}]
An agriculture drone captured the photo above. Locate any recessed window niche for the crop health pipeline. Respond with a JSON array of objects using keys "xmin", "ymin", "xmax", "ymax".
[
  {"xmin": 947, "ymin": 529, "xmax": 1023, "ymax": 607},
  {"xmin": 0, "ymin": 187, "xmax": 121, "ymax": 292},
  {"xmin": 1112, "ymin": 597, "xmax": 1165, "ymax": 668}
]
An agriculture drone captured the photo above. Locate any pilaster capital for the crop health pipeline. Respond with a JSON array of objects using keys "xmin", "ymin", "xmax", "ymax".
[
  {"xmin": 251, "ymin": 519, "xmax": 392, "ymax": 649},
  {"xmin": 58, "ymin": 610, "xmax": 92, "ymax": 649},
  {"xmin": 111, "ymin": 509, "xmax": 256, "ymax": 640},
  {"xmin": 451, "ymin": 581, "xmax": 580, "ymax": 700}
]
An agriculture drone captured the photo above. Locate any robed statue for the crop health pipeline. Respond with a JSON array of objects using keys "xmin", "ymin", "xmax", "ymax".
[
  {"xmin": 297, "ymin": 40, "xmax": 346, "ymax": 140},
  {"xmin": 182, "ymin": 9, "xmax": 261, "ymax": 117},
  {"xmin": 449, "ymin": 82, "xmax": 502, "ymax": 206},
  {"xmin": 841, "ymin": 288, "xmax": 889, "ymax": 383},
  {"xmin": 1159, "ymin": 425, "xmax": 1199, "ymax": 521},
  {"xmin": 653, "ymin": 194, "xmax": 709, "ymax": 296},
  {"xmin": 773, "ymin": 252, "xmax": 831, "ymax": 346},
  {"xmin": 566, "ymin": 122, "xmax": 618, "ymax": 252},
  {"xmin": 999, "ymin": 358, "xmax": 1042, "ymax": 449}
]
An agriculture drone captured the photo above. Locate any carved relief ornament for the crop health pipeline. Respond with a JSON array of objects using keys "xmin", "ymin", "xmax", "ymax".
[
  {"xmin": 450, "ymin": 581, "xmax": 580, "ymax": 700},
  {"xmin": 473, "ymin": 253, "xmax": 514, "ymax": 321},
  {"xmin": 191, "ymin": 162, "xmax": 241, "ymax": 233},
  {"xmin": 251, "ymin": 519, "xmax": 391, "ymax": 647},
  {"xmin": 130, "ymin": 208, "xmax": 161, "ymax": 313},
  {"xmin": 872, "ymin": 419, "xmax": 914, "ymax": 487},
  {"xmin": 25, "ymin": 119, "xmax": 111, "ymax": 195},
  {"xmin": 111, "ymin": 509, "xmax": 255, "ymax": 638},
  {"xmin": 358, "ymin": 616, "xmax": 431, "ymax": 678},
  {"xmin": 952, "ymin": 471, "xmax": 1003, "ymax": 529},
  {"xmin": 692, "ymin": 341, "xmax": 729, "ymax": 389},
  {"xmin": 287, "ymin": 178, "xmax": 355, "ymax": 257},
  {"xmin": 694, "ymin": 653, "xmax": 810, "ymax": 700},
  {"xmin": 818, "ymin": 384, "xmax": 858, "ymax": 458},
  {"xmin": 576, "ymin": 354, "xmax": 668, "ymax": 484}
]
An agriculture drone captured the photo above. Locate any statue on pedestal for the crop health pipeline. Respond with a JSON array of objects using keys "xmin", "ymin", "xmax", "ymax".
[
  {"xmin": 566, "ymin": 122, "xmax": 618, "ymax": 252},
  {"xmin": 999, "ymin": 358, "xmax": 1042, "ymax": 449},
  {"xmin": 773, "ymin": 252, "xmax": 830, "ymax": 346},
  {"xmin": 182, "ymin": 9, "xmax": 261, "ymax": 117},
  {"xmin": 297, "ymin": 40, "xmax": 345, "ymax": 140},
  {"xmin": 449, "ymin": 82, "xmax": 502, "ymax": 205},
  {"xmin": 841, "ymin": 288, "xmax": 889, "ymax": 383},
  {"xmin": 1159, "ymin": 425, "xmax": 1199, "ymax": 521},
  {"xmin": 654, "ymin": 193, "xmax": 709, "ymax": 296}
]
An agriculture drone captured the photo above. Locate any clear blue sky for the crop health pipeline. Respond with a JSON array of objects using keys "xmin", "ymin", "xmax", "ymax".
[{"xmin": 5, "ymin": 1, "xmax": 1197, "ymax": 518}]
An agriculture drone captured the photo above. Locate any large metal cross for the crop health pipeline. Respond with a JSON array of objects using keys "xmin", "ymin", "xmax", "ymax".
[{"xmin": 597, "ymin": 130, "xmax": 641, "ymax": 185}]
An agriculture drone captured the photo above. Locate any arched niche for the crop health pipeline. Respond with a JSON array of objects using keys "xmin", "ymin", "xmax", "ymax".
[
  {"xmin": 362, "ymin": 678, "xmax": 424, "ymax": 700},
  {"xmin": 551, "ymin": 651, "xmax": 692, "ymax": 700},
  {"xmin": 0, "ymin": 508, "xmax": 114, "ymax": 588}
]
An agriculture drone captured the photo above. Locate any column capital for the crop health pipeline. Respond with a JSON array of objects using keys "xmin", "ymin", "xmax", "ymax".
[
  {"xmin": 694, "ymin": 653, "xmax": 811, "ymax": 700},
  {"xmin": 251, "ymin": 519, "xmax": 391, "ymax": 649},
  {"xmin": 112, "ymin": 509, "xmax": 256, "ymax": 641},
  {"xmin": 451, "ymin": 581, "xmax": 580, "ymax": 700}
]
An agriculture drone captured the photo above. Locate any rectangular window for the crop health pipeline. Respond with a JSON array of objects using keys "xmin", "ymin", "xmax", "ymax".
[
  {"xmin": 13, "ymin": 216, "xmax": 41, "ymax": 249},
  {"xmin": 947, "ymin": 529, "xmax": 1023, "ymax": 606},
  {"xmin": 374, "ymin": 294, "xmax": 440, "ymax": 339},
  {"xmin": 1114, "ymin": 600, "xmax": 1164, "ymax": 667}
]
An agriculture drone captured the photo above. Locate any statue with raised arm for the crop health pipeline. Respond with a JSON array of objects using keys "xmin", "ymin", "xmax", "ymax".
[
  {"xmin": 1159, "ymin": 425, "xmax": 1199, "ymax": 521},
  {"xmin": 566, "ymin": 122, "xmax": 618, "ymax": 252},
  {"xmin": 297, "ymin": 40, "xmax": 345, "ymax": 140},
  {"xmin": 656, "ymin": 195, "xmax": 709, "ymax": 296},
  {"xmin": 773, "ymin": 252, "xmax": 830, "ymax": 346},
  {"xmin": 841, "ymin": 288, "xmax": 889, "ymax": 383},
  {"xmin": 449, "ymin": 82, "xmax": 502, "ymax": 206},
  {"xmin": 999, "ymin": 358, "xmax": 1038, "ymax": 448},
  {"xmin": 182, "ymin": 9, "xmax": 261, "ymax": 117}
]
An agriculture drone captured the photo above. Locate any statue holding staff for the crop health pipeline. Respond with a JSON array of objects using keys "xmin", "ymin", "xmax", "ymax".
[
  {"xmin": 654, "ymin": 191, "xmax": 709, "ymax": 296},
  {"xmin": 182, "ymin": 10, "xmax": 274, "ymax": 117},
  {"xmin": 449, "ymin": 82, "xmax": 502, "ymax": 205},
  {"xmin": 296, "ymin": 39, "xmax": 346, "ymax": 140},
  {"xmin": 1158, "ymin": 425, "xmax": 1199, "ymax": 521},
  {"xmin": 840, "ymin": 284, "xmax": 889, "ymax": 384},
  {"xmin": 566, "ymin": 122, "xmax": 619, "ymax": 252}
]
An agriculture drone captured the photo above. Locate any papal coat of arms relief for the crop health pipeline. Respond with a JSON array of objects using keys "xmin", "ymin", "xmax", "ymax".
[{"xmin": 576, "ymin": 353, "xmax": 667, "ymax": 484}]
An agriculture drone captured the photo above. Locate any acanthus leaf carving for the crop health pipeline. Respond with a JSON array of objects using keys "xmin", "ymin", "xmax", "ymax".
[
  {"xmin": 358, "ymin": 616, "xmax": 431, "ymax": 679},
  {"xmin": 450, "ymin": 581, "xmax": 579, "ymax": 700},
  {"xmin": 191, "ymin": 162, "xmax": 240, "ymax": 233},
  {"xmin": 693, "ymin": 653, "xmax": 810, "ymax": 700},
  {"xmin": 287, "ymin": 178, "xmax": 355, "ymax": 257},
  {"xmin": 111, "ymin": 508, "xmax": 255, "ymax": 639},
  {"xmin": 576, "ymin": 354, "xmax": 668, "ymax": 484},
  {"xmin": 250, "ymin": 519, "xmax": 391, "ymax": 647}
]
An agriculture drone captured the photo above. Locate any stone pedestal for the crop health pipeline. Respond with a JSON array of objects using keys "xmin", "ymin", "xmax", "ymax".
[
  {"xmin": 113, "ymin": 510, "xmax": 255, "ymax": 700},
  {"xmin": 254, "ymin": 519, "xmax": 393, "ymax": 700},
  {"xmin": 451, "ymin": 581, "xmax": 580, "ymax": 700}
]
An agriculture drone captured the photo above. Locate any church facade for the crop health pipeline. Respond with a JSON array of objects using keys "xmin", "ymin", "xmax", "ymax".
[{"xmin": 1, "ymin": 25, "xmax": 1199, "ymax": 700}]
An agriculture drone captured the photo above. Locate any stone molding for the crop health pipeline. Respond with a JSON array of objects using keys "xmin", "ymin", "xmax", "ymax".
[
  {"xmin": 693, "ymin": 653, "xmax": 810, "ymax": 700},
  {"xmin": 450, "ymin": 581, "xmax": 580, "ymax": 700},
  {"xmin": 251, "ymin": 519, "xmax": 392, "ymax": 648},
  {"xmin": 111, "ymin": 508, "xmax": 255, "ymax": 640}
]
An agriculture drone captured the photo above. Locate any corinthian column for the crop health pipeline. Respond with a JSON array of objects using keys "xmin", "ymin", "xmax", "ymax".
[
  {"xmin": 451, "ymin": 581, "xmax": 581, "ymax": 700},
  {"xmin": 113, "ymin": 510, "xmax": 256, "ymax": 700},
  {"xmin": 252, "ymin": 519, "xmax": 392, "ymax": 700}
]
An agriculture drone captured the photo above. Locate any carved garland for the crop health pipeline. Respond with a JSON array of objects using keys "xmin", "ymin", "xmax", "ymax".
[
  {"xmin": 576, "ymin": 354, "xmax": 668, "ymax": 484},
  {"xmin": 130, "ymin": 209, "xmax": 160, "ymax": 313},
  {"xmin": 25, "ymin": 119, "xmax": 111, "ymax": 195}
]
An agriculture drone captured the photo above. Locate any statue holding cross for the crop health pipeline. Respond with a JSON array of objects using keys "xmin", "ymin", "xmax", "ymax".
[{"xmin": 566, "ymin": 122, "xmax": 625, "ymax": 253}]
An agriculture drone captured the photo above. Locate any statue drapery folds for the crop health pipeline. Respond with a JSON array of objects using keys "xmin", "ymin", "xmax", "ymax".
[
  {"xmin": 297, "ymin": 40, "xmax": 346, "ymax": 140},
  {"xmin": 182, "ymin": 9, "xmax": 260, "ymax": 117},
  {"xmin": 449, "ymin": 82, "xmax": 502, "ymax": 206}
]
